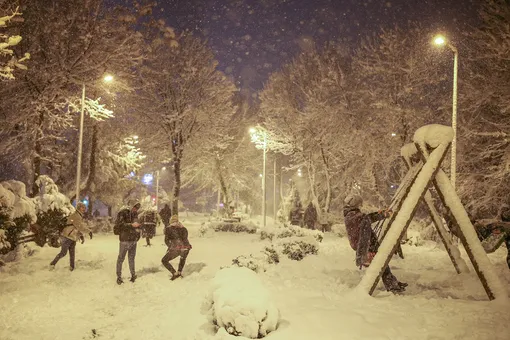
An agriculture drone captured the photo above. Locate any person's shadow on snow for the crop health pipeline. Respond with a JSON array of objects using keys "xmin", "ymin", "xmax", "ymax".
[{"xmin": 182, "ymin": 262, "xmax": 207, "ymax": 276}]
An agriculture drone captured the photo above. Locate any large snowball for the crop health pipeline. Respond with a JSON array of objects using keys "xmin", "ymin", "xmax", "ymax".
[{"xmin": 202, "ymin": 267, "xmax": 280, "ymax": 338}]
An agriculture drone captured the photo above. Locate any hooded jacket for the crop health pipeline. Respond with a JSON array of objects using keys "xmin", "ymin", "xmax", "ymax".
[
  {"xmin": 343, "ymin": 206, "xmax": 385, "ymax": 251},
  {"xmin": 61, "ymin": 210, "xmax": 90, "ymax": 242},
  {"xmin": 116, "ymin": 204, "xmax": 141, "ymax": 242},
  {"xmin": 164, "ymin": 221, "xmax": 192, "ymax": 250}
]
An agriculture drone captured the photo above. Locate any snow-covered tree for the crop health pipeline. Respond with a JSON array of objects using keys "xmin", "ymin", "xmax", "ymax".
[
  {"xmin": 352, "ymin": 25, "xmax": 451, "ymax": 203},
  {"xmin": 134, "ymin": 25, "xmax": 236, "ymax": 214},
  {"xmin": 0, "ymin": 4, "xmax": 29, "ymax": 80},
  {"xmin": 460, "ymin": 0, "xmax": 510, "ymax": 217},
  {"xmin": 260, "ymin": 45, "xmax": 354, "ymax": 219},
  {"xmin": 0, "ymin": 0, "xmax": 143, "ymax": 196}
]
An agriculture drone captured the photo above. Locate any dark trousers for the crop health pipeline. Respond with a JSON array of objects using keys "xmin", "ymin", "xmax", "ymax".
[
  {"xmin": 50, "ymin": 237, "xmax": 76, "ymax": 268},
  {"xmin": 116, "ymin": 241, "xmax": 137, "ymax": 278},
  {"xmin": 161, "ymin": 249, "xmax": 190, "ymax": 274}
]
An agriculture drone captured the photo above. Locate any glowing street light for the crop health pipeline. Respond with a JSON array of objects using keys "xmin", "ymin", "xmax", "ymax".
[
  {"xmin": 433, "ymin": 34, "xmax": 458, "ymax": 188},
  {"xmin": 75, "ymin": 74, "xmax": 115, "ymax": 204}
]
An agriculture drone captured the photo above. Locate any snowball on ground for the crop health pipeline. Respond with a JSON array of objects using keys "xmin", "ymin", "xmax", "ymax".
[
  {"xmin": 202, "ymin": 267, "xmax": 280, "ymax": 338},
  {"xmin": 413, "ymin": 124, "xmax": 453, "ymax": 150}
]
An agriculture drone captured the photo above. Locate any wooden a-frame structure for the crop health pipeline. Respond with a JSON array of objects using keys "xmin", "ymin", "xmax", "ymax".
[{"xmin": 358, "ymin": 125, "xmax": 507, "ymax": 301}]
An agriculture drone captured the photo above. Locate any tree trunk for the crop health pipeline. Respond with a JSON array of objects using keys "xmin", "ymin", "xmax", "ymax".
[
  {"xmin": 216, "ymin": 158, "xmax": 231, "ymax": 216},
  {"xmin": 172, "ymin": 157, "xmax": 181, "ymax": 215},
  {"xmin": 31, "ymin": 112, "xmax": 44, "ymax": 197},
  {"xmin": 319, "ymin": 146, "xmax": 331, "ymax": 213}
]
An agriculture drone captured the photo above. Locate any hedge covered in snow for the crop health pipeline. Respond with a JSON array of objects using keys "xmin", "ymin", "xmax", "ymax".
[
  {"xmin": 208, "ymin": 221, "xmax": 258, "ymax": 234},
  {"xmin": 231, "ymin": 246, "xmax": 280, "ymax": 273},
  {"xmin": 260, "ymin": 224, "xmax": 323, "ymax": 243},
  {"xmin": 202, "ymin": 267, "xmax": 280, "ymax": 338},
  {"xmin": 276, "ymin": 236, "xmax": 319, "ymax": 261}
]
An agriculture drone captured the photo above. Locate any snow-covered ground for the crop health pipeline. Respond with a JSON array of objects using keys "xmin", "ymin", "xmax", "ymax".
[{"xmin": 1, "ymin": 215, "xmax": 509, "ymax": 340}]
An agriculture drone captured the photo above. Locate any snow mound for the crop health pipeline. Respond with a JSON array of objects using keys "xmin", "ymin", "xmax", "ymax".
[{"xmin": 202, "ymin": 267, "xmax": 280, "ymax": 338}]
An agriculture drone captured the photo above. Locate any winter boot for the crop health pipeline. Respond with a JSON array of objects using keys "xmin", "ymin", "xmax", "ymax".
[
  {"xmin": 130, "ymin": 274, "xmax": 137, "ymax": 283},
  {"xmin": 398, "ymin": 281, "xmax": 408, "ymax": 289},
  {"xmin": 117, "ymin": 277, "xmax": 124, "ymax": 285},
  {"xmin": 49, "ymin": 264, "xmax": 55, "ymax": 271},
  {"xmin": 170, "ymin": 272, "xmax": 181, "ymax": 281}
]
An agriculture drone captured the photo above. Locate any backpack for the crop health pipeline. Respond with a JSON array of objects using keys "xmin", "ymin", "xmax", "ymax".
[{"xmin": 114, "ymin": 211, "xmax": 124, "ymax": 235}]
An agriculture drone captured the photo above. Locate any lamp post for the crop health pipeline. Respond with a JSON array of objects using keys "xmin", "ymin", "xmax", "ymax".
[
  {"xmin": 75, "ymin": 74, "xmax": 114, "ymax": 204},
  {"xmin": 250, "ymin": 126, "xmax": 267, "ymax": 227},
  {"xmin": 433, "ymin": 35, "xmax": 458, "ymax": 188}
]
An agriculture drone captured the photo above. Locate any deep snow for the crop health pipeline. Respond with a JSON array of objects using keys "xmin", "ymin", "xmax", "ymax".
[{"xmin": 1, "ymin": 215, "xmax": 509, "ymax": 340}]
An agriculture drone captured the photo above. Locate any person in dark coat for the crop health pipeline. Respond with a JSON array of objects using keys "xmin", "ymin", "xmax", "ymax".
[
  {"xmin": 115, "ymin": 201, "xmax": 141, "ymax": 285},
  {"xmin": 161, "ymin": 215, "xmax": 192, "ymax": 280},
  {"xmin": 304, "ymin": 202, "xmax": 318, "ymax": 230},
  {"xmin": 343, "ymin": 194, "xmax": 407, "ymax": 293},
  {"xmin": 159, "ymin": 204, "xmax": 172, "ymax": 227}
]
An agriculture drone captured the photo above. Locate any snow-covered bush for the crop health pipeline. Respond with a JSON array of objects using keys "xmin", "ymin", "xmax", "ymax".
[
  {"xmin": 276, "ymin": 236, "xmax": 319, "ymax": 261},
  {"xmin": 32, "ymin": 176, "xmax": 74, "ymax": 247},
  {"xmin": 202, "ymin": 267, "xmax": 280, "ymax": 338},
  {"xmin": 230, "ymin": 246, "xmax": 280, "ymax": 273},
  {"xmin": 210, "ymin": 221, "xmax": 257, "ymax": 234},
  {"xmin": 0, "ymin": 181, "xmax": 37, "ymax": 253},
  {"xmin": 260, "ymin": 225, "xmax": 323, "ymax": 243}
]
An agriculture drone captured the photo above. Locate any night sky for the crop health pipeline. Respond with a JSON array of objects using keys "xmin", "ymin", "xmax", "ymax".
[{"xmin": 142, "ymin": 0, "xmax": 480, "ymax": 93}]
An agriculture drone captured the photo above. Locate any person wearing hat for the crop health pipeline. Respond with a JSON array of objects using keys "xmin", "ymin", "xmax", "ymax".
[
  {"xmin": 161, "ymin": 214, "xmax": 192, "ymax": 280},
  {"xmin": 343, "ymin": 194, "xmax": 407, "ymax": 293},
  {"xmin": 50, "ymin": 202, "xmax": 91, "ymax": 271},
  {"xmin": 115, "ymin": 200, "xmax": 142, "ymax": 285}
]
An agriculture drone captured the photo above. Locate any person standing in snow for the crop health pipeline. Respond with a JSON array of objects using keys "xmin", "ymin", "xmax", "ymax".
[
  {"xmin": 49, "ymin": 202, "xmax": 91, "ymax": 271},
  {"xmin": 115, "ymin": 201, "xmax": 141, "ymax": 285},
  {"xmin": 304, "ymin": 202, "xmax": 318, "ymax": 230},
  {"xmin": 159, "ymin": 204, "xmax": 172, "ymax": 226},
  {"xmin": 161, "ymin": 215, "xmax": 192, "ymax": 280},
  {"xmin": 343, "ymin": 194, "xmax": 407, "ymax": 293}
]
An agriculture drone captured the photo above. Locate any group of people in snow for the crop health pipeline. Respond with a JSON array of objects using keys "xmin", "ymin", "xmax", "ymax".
[{"xmin": 49, "ymin": 201, "xmax": 192, "ymax": 285}]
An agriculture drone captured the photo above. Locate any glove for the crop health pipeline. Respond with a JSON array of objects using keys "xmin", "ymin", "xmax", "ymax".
[
  {"xmin": 89, "ymin": 231, "xmax": 93, "ymax": 239},
  {"xmin": 79, "ymin": 235, "xmax": 85, "ymax": 244},
  {"xmin": 379, "ymin": 209, "xmax": 393, "ymax": 218}
]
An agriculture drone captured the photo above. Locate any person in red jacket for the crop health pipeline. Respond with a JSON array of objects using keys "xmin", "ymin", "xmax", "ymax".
[
  {"xmin": 161, "ymin": 215, "xmax": 192, "ymax": 280},
  {"xmin": 343, "ymin": 194, "xmax": 407, "ymax": 293}
]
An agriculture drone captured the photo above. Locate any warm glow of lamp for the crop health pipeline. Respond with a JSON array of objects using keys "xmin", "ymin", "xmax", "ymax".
[
  {"xmin": 249, "ymin": 127, "xmax": 256, "ymax": 134},
  {"xmin": 433, "ymin": 35, "xmax": 446, "ymax": 46},
  {"xmin": 104, "ymin": 74, "xmax": 114, "ymax": 82}
]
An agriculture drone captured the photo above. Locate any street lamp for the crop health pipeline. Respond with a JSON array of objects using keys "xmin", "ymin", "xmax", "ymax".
[
  {"xmin": 75, "ymin": 74, "xmax": 114, "ymax": 204},
  {"xmin": 433, "ymin": 34, "xmax": 458, "ymax": 188},
  {"xmin": 249, "ymin": 126, "xmax": 267, "ymax": 227}
]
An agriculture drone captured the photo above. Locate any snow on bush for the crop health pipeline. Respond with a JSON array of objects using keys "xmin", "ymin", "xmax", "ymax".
[
  {"xmin": 32, "ymin": 176, "xmax": 74, "ymax": 247},
  {"xmin": 202, "ymin": 267, "xmax": 280, "ymax": 338},
  {"xmin": 210, "ymin": 221, "xmax": 257, "ymax": 234},
  {"xmin": 197, "ymin": 222, "xmax": 214, "ymax": 237},
  {"xmin": 260, "ymin": 224, "xmax": 323, "ymax": 242},
  {"xmin": 0, "ymin": 181, "xmax": 37, "ymax": 254},
  {"xmin": 276, "ymin": 236, "xmax": 319, "ymax": 261},
  {"xmin": 230, "ymin": 246, "xmax": 280, "ymax": 273}
]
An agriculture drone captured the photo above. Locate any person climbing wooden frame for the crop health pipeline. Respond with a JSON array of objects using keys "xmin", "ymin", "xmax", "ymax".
[{"xmin": 357, "ymin": 124, "xmax": 507, "ymax": 301}]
